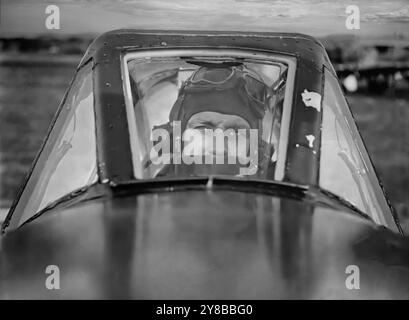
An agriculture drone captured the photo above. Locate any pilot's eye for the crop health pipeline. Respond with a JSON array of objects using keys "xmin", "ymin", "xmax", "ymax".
[{"xmin": 194, "ymin": 124, "xmax": 212, "ymax": 130}]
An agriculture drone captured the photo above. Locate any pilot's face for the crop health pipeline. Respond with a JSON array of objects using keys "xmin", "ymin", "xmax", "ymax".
[
  {"xmin": 186, "ymin": 111, "xmax": 251, "ymax": 131},
  {"xmin": 182, "ymin": 111, "xmax": 253, "ymax": 175}
]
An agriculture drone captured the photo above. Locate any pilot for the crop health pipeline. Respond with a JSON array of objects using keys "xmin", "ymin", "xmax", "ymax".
[{"xmin": 152, "ymin": 64, "xmax": 277, "ymax": 178}]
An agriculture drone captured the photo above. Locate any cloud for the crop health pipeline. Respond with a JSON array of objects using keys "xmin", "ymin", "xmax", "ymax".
[
  {"xmin": 1, "ymin": 0, "xmax": 409, "ymax": 37},
  {"xmin": 362, "ymin": 7, "xmax": 409, "ymax": 23}
]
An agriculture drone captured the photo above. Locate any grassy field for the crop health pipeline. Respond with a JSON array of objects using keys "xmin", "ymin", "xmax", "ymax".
[
  {"xmin": 0, "ymin": 62, "xmax": 76, "ymax": 207},
  {"xmin": 0, "ymin": 60, "xmax": 408, "ymax": 232},
  {"xmin": 347, "ymin": 93, "xmax": 409, "ymax": 232}
]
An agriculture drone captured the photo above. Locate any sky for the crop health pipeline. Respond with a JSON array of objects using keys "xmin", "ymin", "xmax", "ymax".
[{"xmin": 0, "ymin": 0, "xmax": 408, "ymax": 38}]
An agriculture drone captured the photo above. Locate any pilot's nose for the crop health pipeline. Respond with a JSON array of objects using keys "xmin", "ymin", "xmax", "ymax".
[{"xmin": 211, "ymin": 129, "xmax": 238, "ymax": 157}]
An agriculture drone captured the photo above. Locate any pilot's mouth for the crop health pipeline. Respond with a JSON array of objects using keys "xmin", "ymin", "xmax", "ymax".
[
  {"xmin": 180, "ymin": 132, "xmax": 253, "ymax": 165},
  {"xmin": 202, "ymin": 149, "xmax": 228, "ymax": 158},
  {"xmin": 183, "ymin": 149, "xmax": 249, "ymax": 166}
]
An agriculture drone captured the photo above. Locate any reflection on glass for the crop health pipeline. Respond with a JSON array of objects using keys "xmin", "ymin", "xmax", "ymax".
[
  {"xmin": 11, "ymin": 63, "xmax": 97, "ymax": 226},
  {"xmin": 127, "ymin": 56, "xmax": 288, "ymax": 180},
  {"xmin": 320, "ymin": 69, "xmax": 388, "ymax": 226}
]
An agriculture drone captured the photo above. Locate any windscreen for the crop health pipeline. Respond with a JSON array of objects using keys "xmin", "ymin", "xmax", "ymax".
[{"xmin": 125, "ymin": 52, "xmax": 291, "ymax": 180}]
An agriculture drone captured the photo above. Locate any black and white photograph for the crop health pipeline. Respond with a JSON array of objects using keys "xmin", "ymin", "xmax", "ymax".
[{"xmin": 0, "ymin": 0, "xmax": 408, "ymax": 304}]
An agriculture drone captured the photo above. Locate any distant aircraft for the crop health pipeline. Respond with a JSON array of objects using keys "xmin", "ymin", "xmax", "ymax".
[{"xmin": 333, "ymin": 39, "xmax": 409, "ymax": 92}]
